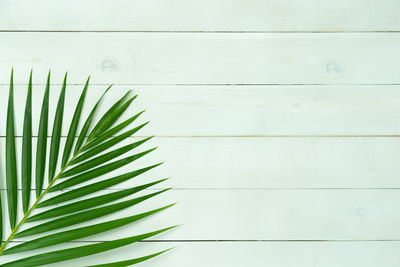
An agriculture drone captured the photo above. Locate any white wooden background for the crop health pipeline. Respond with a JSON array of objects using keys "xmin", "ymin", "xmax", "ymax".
[{"xmin": 1, "ymin": 0, "xmax": 400, "ymax": 266}]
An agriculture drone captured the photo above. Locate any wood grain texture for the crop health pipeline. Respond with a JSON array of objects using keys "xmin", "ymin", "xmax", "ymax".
[
  {"xmin": 0, "ymin": 0, "xmax": 399, "ymax": 32},
  {"xmin": 3, "ymin": 189, "xmax": 400, "ymax": 241},
  {"xmin": 1, "ymin": 240, "xmax": 399, "ymax": 267},
  {"xmin": 1, "ymin": 33, "xmax": 400, "ymax": 85},
  {"xmin": 66, "ymin": 189, "xmax": 400, "ymax": 241},
  {"xmin": 2, "ymin": 241, "xmax": 400, "ymax": 267},
  {"xmin": 1, "ymin": 85, "xmax": 400, "ymax": 136},
  {"xmin": 2, "ymin": 136, "xmax": 400, "ymax": 190},
  {"xmin": 1, "ymin": 1, "xmax": 399, "ymax": 265}
]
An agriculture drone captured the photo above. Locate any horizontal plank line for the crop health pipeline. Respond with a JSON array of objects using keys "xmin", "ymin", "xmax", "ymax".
[
  {"xmin": 5, "ymin": 188, "xmax": 400, "ymax": 191},
  {"xmin": 0, "ymin": 30, "xmax": 400, "ymax": 34},
  {"xmin": 158, "ymin": 188, "xmax": 400, "ymax": 190},
  {"xmin": 143, "ymin": 239, "xmax": 400, "ymax": 242},
  {"xmin": 5, "ymin": 83, "xmax": 400, "ymax": 86},
  {"xmin": 138, "ymin": 135, "xmax": 400, "ymax": 138},
  {"xmin": 7, "ymin": 239, "xmax": 400, "ymax": 243},
  {"xmin": 6, "ymin": 135, "xmax": 400, "ymax": 138}
]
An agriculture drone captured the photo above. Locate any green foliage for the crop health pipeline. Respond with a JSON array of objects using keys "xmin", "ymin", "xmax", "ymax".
[{"xmin": 0, "ymin": 70, "xmax": 174, "ymax": 266}]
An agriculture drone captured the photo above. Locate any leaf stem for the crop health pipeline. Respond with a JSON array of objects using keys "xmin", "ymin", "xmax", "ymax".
[{"xmin": 0, "ymin": 142, "xmax": 88, "ymax": 254}]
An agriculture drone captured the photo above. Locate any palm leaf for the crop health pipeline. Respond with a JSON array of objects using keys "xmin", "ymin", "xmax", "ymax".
[
  {"xmin": 82, "ymin": 111, "xmax": 146, "ymax": 153},
  {"xmin": 61, "ymin": 76, "xmax": 89, "ymax": 167},
  {"xmin": 4, "ymin": 205, "xmax": 174, "ymax": 255},
  {"xmin": 21, "ymin": 70, "xmax": 33, "ymax": 213},
  {"xmin": 15, "ymin": 189, "xmax": 170, "ymax": 238},
  {"xmin": 87, "ymin": 249, "xmax": 172, "ymax": 267},
  {"xmin": 74, "ymin": 84, "xmax": 111, "ymax": 154},
  {"xmin": 87, "ymin": 90, "xmax": 131, "ymax": 142},
  {"xmin": 6, "ymin": 69, "xmax": 18, "ymax": 229},
  {"xmin": 0, "ymin": 70, "xmax": 174, "ymax": 266},
  {"xmin": 27, "ymin": 177, "xmax": 166, "ymax": 221},
  {"xmin": 49, "ymin": 147, "xmax": 157, "ymax": 191},
  {"xmin": 48, "ymin": 72, "xmax": 67, "ymax": 181},
  {"xmin": 2, "ymin": 227, "xmax": 175, "ymax": 267},
  {"xmin": 35, "ymin": 71, "xmax": 50, "ymax": 197}
]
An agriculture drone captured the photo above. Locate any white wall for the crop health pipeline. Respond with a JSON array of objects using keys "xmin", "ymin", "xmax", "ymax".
[{"xmin": 1, "ymin": 0, "xmax": 400, "ymax": 266}]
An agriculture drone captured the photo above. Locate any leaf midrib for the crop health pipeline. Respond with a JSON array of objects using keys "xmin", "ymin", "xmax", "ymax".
[{"xmin": 0, "ymin": 142, "xmax": 88, "ymax": 254}]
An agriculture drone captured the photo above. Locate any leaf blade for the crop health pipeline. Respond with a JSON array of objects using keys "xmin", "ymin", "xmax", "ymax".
[
  {"xmin": 61, "ymin": 137, "xmax": 153, "ymax": 178},
  {"xmin": 82, "ymin": 112, "xmax": 146, "ymax": 153},
  {"xmin": 61, "ymin": 76, "xmax": 89, "ymax": 167},
  {"xmin": 6, "ymin": 69, "xmax": 18, "ymax": 229},
  {"xmin": 87, "ymin": 249, "xmax": 172, "ymax": 267},
  {"xmin": 73, "ymin": 85, "xmax": 112, "ymax": 154},
  {"xmin": 86, "ymin": 90, "xmax": 131, "ymax": 141},
  {"xmin": 87, "ymin": 95, "xmax": 137, "ymax": 142},
  {"xmin": 50, "ymin": 147, "xmax": 157, "ymax": 192},
  {"xmin": 16, "ymin": 189, "xmax": 169, "ymax": 238},
  {"xmin": 48, "ymin": 72, "xmax": 67, "ymax": 181},
  {"xmin": 3, "ymin": 227, "xmax": 175, "ymax": 267},
  {"xmin": 32, "ymin": 177, "xmax": 166, "ymax": 218},
  {"xmin": 22, "ymin": 70, "xmax": 33, "ymax": 212},
  {"xmin": 35, "ymin": 71, "xmax": 50, "ymax": 197},
  {"xmin": 4, "ymin": 205, "xmax": 173, "ymax": 254},
  {"xmin": 71, "ymin": 125, "xmax": 150, "ymax": 166}
]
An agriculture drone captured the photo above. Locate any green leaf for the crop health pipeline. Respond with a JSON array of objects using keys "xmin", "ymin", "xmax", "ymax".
[
  {"xmin": 6, "ymin": 68, "xmax": 17, "ymax": 229},
  {"xmin": 81, "ymin": 112, "xmax": 146, "ymax": 153},
  {"xmin": 33, "ymin": 177, "xmax": 166, "ymax": 216},
  {"xmin": 35, "ymin": 71, "xmax": 50, "ymax": 197},
  {"xmin": 4, "ymin": 205, "xmax": 173, "ymax": 255},
  {"xmin": 61, "ymin": 76, "xmax": 89, "ymax": 167},
  {"xmin": 71, "ymin": 131, "xmax": 151, "ymax": 166},
  {"xmin": 0, "ymin": 73, "xmax": 173, "ymax": 265},
  {"xmin": 50, "ymin": 148, "xmax": 157, "ymax": 192},
  {"xmin": 87, "ymin": 90, "xmax": 131, "ymax": 141},
  {"xmin": 74, "ymin": 85, "xmax": 112, "ymax": 154},
  {"xmin": 87, "ymin": 249, "xmax": 172, "ymax": 267},
  {"xmin": 21, "ymin": 70, "xmax": 33, "ymax": 213},
  {"xmin": 3, "ymin": 227, "xmax": 175, "ymax": 267},
  {"xmin": 61, "ymin": 137, "xmax": 153, "ymax": 178},
  {"xmin": 15, "ymin": 189, "xmax": 170, "ymax": 238},
  {"xmin": 48, "ymin": 72, "xmax": 67, "ymax": 181},
  {"xmin": 87, "ymin": 95, "xmax": 137, "ymax": 141}
]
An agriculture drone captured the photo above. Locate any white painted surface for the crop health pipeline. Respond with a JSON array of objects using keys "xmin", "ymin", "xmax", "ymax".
[
  {"xmin": 2, "ymin": 136, "xmax": 400, "ymax": 189},
  {"xmin": 0, "ymin": 0, "xmax": 400, "ymax": 32},
  {"xmin": 1, "ymin": 33, "xmax": 400, "ymax": 85},
  {"xmin": 1, "ymin": 1, "xmax": 400, "ymax": 266},
  {"xmin": 3, "ymin": 241, "xmax": 400, "ymax": 267},
  {"xmin": 2, "ymin": 84, "xmax": 400, "ymax": 136}
]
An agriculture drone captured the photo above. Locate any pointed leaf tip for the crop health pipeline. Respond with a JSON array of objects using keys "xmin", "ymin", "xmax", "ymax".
[
  {"xmin": 22, "ymin": 71, "xmax": 33, "ymax": 212},
  {"xmin": 49, "ymin": 75, "xmax": 67, "ymax": 181},
  {"xmin": 6, "ymin": 68, "xmax": 18, "ymax": 229},
  {"xmin": 36, "ymin": 75, "xmax": 50, "ymax": 196},
  {"xmin": 61, "ymin": 80, "xmax": 89, "ymax": 167},
  {"xmin": 6, "ymin": 227, "xmax": 175, "ymax": 266}
]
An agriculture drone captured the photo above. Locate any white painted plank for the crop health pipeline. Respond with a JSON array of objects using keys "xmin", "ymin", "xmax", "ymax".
[
  {"xmin": 80, "ymin": 189, "xmax": 400, "ymax": 241},
  {"xmin": 4, "ymin": 189, "xmax": 400, "ymax": 241},
  {"xmin": 1, "ymin": 33, "xmax": 400, "ymax": 84},
  {"xmin": 2, "ymin": 241, "xmax": 400, "ymax": 267},
  {"xmin": 2, "ymin": 136, "xmax": 400, "ymax": 190},
  {"xmin": 147, "ymin": 137, "xmax": 400, "ymax": 189},
  {"xmin": 0, "ymin": 0, "xmax": 399, "ymax": 32},
  {"xmin": 1, "ymin": 85, "xmax": 400, "ymax": 136}
]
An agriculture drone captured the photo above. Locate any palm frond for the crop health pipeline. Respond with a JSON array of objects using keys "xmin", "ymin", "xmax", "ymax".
[
  {"xmin": 6, "ymin": 69, "xmax": 18, "ymax": 230},
  {"xmin": 35, "ymin": 71, "xmax": 51, "ymax": 197},
  {"xmin": 21, "ymin": 70, "xmax": 33, "ymax": 213},
  {"xmin": 48, "ymin": 72, "xmax": 67, "ymax": 181},
  {"xmin": 0, "ymin": 70, "xmax": 174, "ymax": 266},
  {"xmin": 2, "ymin": 227, "xmax": 175, "ymax": 267}
]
